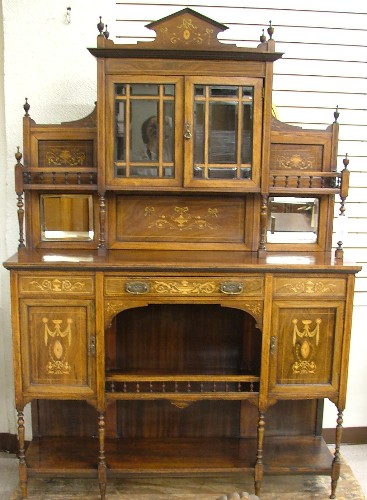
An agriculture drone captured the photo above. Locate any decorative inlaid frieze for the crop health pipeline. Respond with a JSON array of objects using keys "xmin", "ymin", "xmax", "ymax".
[
  {"xmin": 145, "ymin": 206, "xmax": 218, "ymax": 231},
  {"xmin": 274, "ymin": 278, "xmax": 345, "ymax": 297},
  {"xmin": 20, "ymin": 276, "xmax": 94, "ymax": 294},
  {"xmin": 105, "ymin": 277, "xmax": 264, "ymax": 297},
  {"xmin": 153, "ymin": 280, "xmax": 216, "ymax": 294}
]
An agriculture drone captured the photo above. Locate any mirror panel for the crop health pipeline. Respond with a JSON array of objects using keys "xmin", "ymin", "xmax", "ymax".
[
  {"xmin": 267, "ymin": 196, "xmax": 319, "ymax": 244},
  {"xmin": 40, "ymin": 194, "xmax": 94, "ymax": 241}
]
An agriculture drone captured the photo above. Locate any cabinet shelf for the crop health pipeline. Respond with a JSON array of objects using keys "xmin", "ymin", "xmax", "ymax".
[{"xmin": 25, "ymin": 436, "xmax": 332, "ymax": 477}]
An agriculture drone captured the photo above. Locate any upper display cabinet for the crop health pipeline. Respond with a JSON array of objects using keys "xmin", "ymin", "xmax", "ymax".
[
  {"xmin": 16, "ymin": 8, "xmax": 350, "ymax": 254},
  {"xmin": 89, "ymin": 8, "xmax": 282, "ymax": 191}
]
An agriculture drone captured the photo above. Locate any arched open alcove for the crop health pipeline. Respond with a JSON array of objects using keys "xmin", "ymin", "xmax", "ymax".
[
  {"xmin": 104, "ymin": 303, "xmax": 262, "ymax": 439},
  {"xmin": 106, "ymin": 303, "xmax": 261, "ymax": 375}
]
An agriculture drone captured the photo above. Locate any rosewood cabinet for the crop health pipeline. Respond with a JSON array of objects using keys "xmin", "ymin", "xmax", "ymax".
[{"xmin": 4, "ymin": 8, "xmax": 360, "ymax": 500}]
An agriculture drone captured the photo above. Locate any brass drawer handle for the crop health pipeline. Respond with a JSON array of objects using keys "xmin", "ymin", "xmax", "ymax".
[
  {"xmin": 219, "ymin": 282, "xmax": 244, "ymax": 295},
  {"xmin": 125, "ymin": 282, "xmax": 150, "ymax": 294}
]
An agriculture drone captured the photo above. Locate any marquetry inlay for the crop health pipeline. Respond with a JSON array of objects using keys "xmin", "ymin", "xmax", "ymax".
[
  {"xmin": 243, "ymin": 301, "xmax": 263, "ymax": 327},
  {"xmin": 43, "ymin": 317, "xmax": 73, "ymax": 375},
  {"xmin": 160, "ymin": 18, "xmax": 214, "ymax": 47},
  {"xmin": 291, "ymin": 317, "xmax": 322, "ymax": 375},
  {"xmin": 274, "ymin": 152, "xmax": 316, "ymax": 170},
  {"xmin": 274, "ymin": 278, "xmax": 345, "ymax": 297},
  {"xmin": 20, "ymin": 276, "xmax": 94, "ymax": 294},
  {"xmin": 105, "ymin": 301, "xmax": 135, "ymax": 328},
  {"xmin": 45, "ymin": 148, "xmax": 87, "ymax": 167},
  {"xmin": 105, "ymin": 277, "xmax": 264, "ymax": 297},
  {"xmin": 145, "ymin": 206, "xmax": 218, "ymax": 231},
  {"xmin": 153, "ymin": 280, "xmax": 216, "ymax": 294}
]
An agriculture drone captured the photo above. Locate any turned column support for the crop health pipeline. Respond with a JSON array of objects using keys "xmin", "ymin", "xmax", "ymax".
[
  {"xmin": 98, "ymin": 412, "xmax": 107, "ymax": 499},
  {"xmin": 17, "ymin": 409, "xmax": 28, "ymax": 499},
  {"xmin": 330, "ymin": 409, "xmax": 343, "ymax": 499},
  {"xmin": 254, "ymin": 410, "xmax": 265, "ymax": 496},
  {"xmin": 258, "ymin": 195, "xmax": 268, "ymax": 257},
  {"xmin": 15, "ymin": 147, "xmax": 25, "ymax": 249},
  {"xmin": 98, "ymin": 192, "xmax": 106, "ymax": 251}
]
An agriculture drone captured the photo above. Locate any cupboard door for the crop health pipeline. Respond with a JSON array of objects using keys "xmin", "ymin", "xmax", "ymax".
[
  {"xmin": 184, "ymin": 76, "xmax": 263, "ymax": 189},
  {"xmin": 106, "ymin": 76, "xmax": 184, "ymax": 188},
  {"xmin": 268, "ymin": 300, "xmax": 344, "ymax": 400},
  {"xmin": 20, "ymin": 299, "xmax": 96, "ymax": 399}
]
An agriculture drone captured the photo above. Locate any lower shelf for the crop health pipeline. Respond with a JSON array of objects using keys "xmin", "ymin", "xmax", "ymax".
[{"xmin": 25, "ymin": 436, "xmax": 333, "ymax": 477}]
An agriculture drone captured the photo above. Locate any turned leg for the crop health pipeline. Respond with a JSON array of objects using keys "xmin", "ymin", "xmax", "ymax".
[
  {"xmin": 254, "ymin": 411, "xmax": 265, "ymax": 496},
  {"xmin": 17, "ymin": 410, "xmax": 28, "ymax": 499},
  {"xmin": 330, "ymin": 409, "xmax": 343, "ymax": 499},
  {"xmin": 98, "ymin": 412, "xmax": 107, "ymax": 499}
]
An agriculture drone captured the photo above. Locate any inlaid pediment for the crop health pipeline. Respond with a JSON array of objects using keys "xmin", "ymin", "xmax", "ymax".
[{"xmin": 142, "ymin": 7, "xmax": 232, "ymax": 50}]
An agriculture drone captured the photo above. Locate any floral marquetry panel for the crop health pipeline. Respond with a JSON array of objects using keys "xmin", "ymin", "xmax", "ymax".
[
  {"xmin": 37, "ymin": 141, "xmax": 94, "ymax": 168},
  {"xmin": 270, "ymin": 144, "xmax": 323, "ymax": 172},
  {"xmin": 19, "ymin": 299, "xmax": 95, "ymax": 400},
  {"xmin": 269, "ymin": 301, "xmax": 345, "ymax": 399},
  {"xmin": 112, "ymin": 194, "xmax": 251, "ymax": 250}
]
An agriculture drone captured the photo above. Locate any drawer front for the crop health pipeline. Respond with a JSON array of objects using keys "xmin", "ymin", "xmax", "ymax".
[
  {"xmin": 273, "ymin": 276, "xmax": 346, "ymax": 298},
  {"xmin": 19, "ymin": 274, "xmax": 95, "ymax": 296},
  {"xmin": 104, "ymin": 276, "xmax": 264, "ymax": 297}
]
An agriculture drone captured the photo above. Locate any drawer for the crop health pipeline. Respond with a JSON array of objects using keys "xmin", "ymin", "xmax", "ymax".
[
  {"xmin": 19, "ymin": 274, "xmax": 95, "ymax": 296},
  {"xmin": 104, "ymin": 276, "xmax": 264, "ymax": 297},
  {"xmin": 273, "ymin": 276, "xmax": 346, "ymax": 298}
]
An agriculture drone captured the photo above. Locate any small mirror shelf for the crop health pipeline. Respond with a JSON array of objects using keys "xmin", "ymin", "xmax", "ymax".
[{"xmin": 40, "ymin": 194, "xmax": 94, "ymax": 241}]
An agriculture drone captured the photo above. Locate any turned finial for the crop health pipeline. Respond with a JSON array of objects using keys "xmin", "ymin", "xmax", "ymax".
[
  {"xmin": 15, "ymin": 146, "xmax": 22, "ymax": 164},
  {"xmin": 267, "ymin": 21, "xmax": 274, "ymax": 39},
  {"xmin": 103, "ymin": 24, "xmax": 110, "ymax": 39},
  {"xmin": 97, "ymin": 16, "xmax": 104, "ymax": 36},
  {"xmin": 23, "ymin": 98, "xmax": 30, "ymax": 117},
  {"xmin": 260, "ymin": 29, "xmax": 266, "ymax": 43},
  {"xmin": 343, "ymin": 153, "xmax": 349, "ymax": 169},
  {"xmin": 334, "ymin": 105, "xmax": 340, "ymax": 123}
]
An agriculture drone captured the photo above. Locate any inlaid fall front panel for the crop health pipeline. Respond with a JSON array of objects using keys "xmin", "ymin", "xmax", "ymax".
[{"xmin": 19, "ymin": 299, "xmax": 95, "ymax": 399}]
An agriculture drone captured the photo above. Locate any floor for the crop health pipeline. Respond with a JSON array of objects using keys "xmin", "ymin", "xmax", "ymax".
[{"xmin": 0, "ymin": 445, "xmax": 366, "ymax": 500}]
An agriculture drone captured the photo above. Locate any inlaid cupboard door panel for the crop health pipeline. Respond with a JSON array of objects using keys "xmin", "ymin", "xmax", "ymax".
[
  {"xmin": 268, "ymin": 300, "xmax": 345, "ymax": 400},
  {"xmin": 19, "ymin": 299, "xmax": 96, "ymax": 400}
]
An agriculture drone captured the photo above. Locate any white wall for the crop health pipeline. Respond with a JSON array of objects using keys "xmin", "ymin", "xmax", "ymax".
[{"xmin": 0, "ymin": 0, "xmax": 366, "ymax": 435}]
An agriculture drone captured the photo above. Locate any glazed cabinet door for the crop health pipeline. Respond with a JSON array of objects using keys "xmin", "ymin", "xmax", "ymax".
[
  {"xmin": 184, "ymin": 76, "xmax": 263, "ymax": 190},
  {"xmin": 268, "ymin": 299, "xmax": 345, "ymax": 400},
  {"xmin": 19, "ymin": 299, "xmax": 96, "ymax": 400},
  {"xmin": 106, "ymin": 75, "xmax": 263, "ymax": 190},
  {"xmin": 106, "ymin": 75, "xmax": 184, "ymax": 188}
]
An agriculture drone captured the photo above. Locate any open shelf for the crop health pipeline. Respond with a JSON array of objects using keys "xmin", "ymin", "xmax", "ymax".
[{"xmin": 25, "ymin": 436, "xmax": 333, "ymax": 477}]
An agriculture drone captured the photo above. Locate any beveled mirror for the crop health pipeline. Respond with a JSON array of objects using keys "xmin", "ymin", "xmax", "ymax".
[
  {"xmin": 267, "ymin": 196, "xmax": 319, "ymax": 244},
  {"xmin": 40, "ymin": 194, "xmax": 94, "ymax": 241}
]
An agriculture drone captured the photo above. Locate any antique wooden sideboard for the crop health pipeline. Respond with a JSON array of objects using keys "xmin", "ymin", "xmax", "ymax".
[{"xmin": 3, "ymin": 9, "xmax": 360, "ymax": 499}]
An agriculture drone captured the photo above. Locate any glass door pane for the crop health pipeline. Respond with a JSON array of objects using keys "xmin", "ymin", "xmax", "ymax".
[
  {"xmin": 113, "ymin": 83, "xmax": 176, "ymax": 179},
  {"xmin": 186, "ymin": 77, "xmax": 262, "ymax": 188},
  {"xmin": 193, "ymin": 84, "xmax": 253, "ymax": 180}
]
